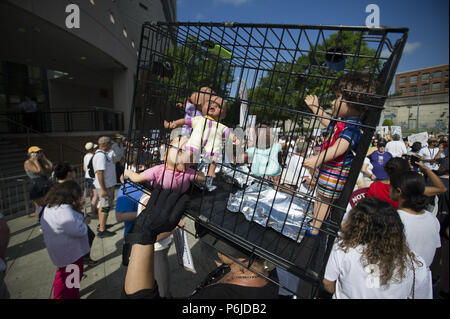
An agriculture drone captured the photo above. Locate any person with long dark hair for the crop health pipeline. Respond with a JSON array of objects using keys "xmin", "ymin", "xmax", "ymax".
[
  {"xmin": 40, "ymin": 181, "xmax": 90, "ymax": 299},
  {"xmin": 24, "ymin": 146, "xmax": 53, "ymax": 219},
  {"xmin": 323, "ymin": 197, "xmax": 432, "ymax": 298},
  {"xmin": 390, "ymin": 171, "xmax": 442, "ymax": 268}
]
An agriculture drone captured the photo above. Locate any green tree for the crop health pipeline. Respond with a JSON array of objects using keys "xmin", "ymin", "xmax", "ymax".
[
  {"xmin": 382, "ymin": 119, "xmax": 394, "ymax": 126},
  {"xmin": 247, "ymin": 30, "xmax": 382, "ymax": 132}
]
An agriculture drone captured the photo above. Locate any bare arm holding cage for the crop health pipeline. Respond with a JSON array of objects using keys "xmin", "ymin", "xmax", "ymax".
[
  {"xmin": 305, "ymin": 95, "xmax": 331, "ymax": 128},
  {"xmin": 124, "ymin": 169, "xmax": 148, "ymax": 183}
]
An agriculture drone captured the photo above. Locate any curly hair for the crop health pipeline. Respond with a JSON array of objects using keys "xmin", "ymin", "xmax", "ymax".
[
  {"xmin": 331, "ymin": 71, "xmax": 380, "ymax": 119},
  {"xmin": 339, "ymin": 197, "xmax": 420, "ymax": 287},
  {"xmin": 43, "ymin": 180, "xmax": 83, "ymax": 213}
]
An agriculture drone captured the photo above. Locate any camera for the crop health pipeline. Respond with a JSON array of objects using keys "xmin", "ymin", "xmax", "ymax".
[{"xmin": 405, "ymin": 153, "xmax": 420, "ymax": 167}]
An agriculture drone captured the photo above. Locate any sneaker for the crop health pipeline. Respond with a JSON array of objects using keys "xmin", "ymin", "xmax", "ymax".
[
  {"xmin": 97, "ymin": 230, "xmax": 116, "ymax": 238},
  {"xmin": 96, "ymin": 224, "xmax": 113, "ymax": 231},
  {"xmin": 84, "ymin": 257, "xmax": 99, "ymax": 266}
]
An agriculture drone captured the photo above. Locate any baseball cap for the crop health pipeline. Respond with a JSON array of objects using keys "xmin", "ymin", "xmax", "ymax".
[
  {"xmin": 98, "ymin": 136, "xmax": 111, "ymax": 145},
  {"xmin": 85, "ymin": 142, "xmax": 98, "ymax": 151},
  {"xmin": 195, "ymin": 224, "xmax": 251, "ymax": 259},
  {"xmin": 28, "ymin": 146, "xmax": 42, "ymax": 154}
]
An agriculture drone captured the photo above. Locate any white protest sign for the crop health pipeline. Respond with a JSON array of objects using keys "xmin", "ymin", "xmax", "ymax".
[
  {"xmin": 390, "ymin": 126, "xmax": 402, "ymax": 139},
  {"xmin": 408, "ymin": 132, "xmax": 429, "ymax": 146},
  {"xmin": 173, "ymin": 228, "xmax": 196, "ymax": 274}
]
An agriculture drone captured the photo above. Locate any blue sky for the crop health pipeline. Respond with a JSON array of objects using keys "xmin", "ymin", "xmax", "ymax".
[{"xmin": 177, "ymin": 0, "xmax": 449, "ymax": 80}]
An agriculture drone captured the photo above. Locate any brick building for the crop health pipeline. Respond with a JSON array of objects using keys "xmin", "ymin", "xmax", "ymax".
[{"xmin": 395, "ymin": 64, "xmax": 449, "ymax": 97}]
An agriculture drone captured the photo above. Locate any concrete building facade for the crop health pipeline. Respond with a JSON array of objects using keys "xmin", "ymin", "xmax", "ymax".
[
  {"xmin": 383, "ymin": 92, "xmax": 449, "ymax": 131},
  {"xmin": 0, "ymin": 0, "xmax": 176, "ymax": 133}
]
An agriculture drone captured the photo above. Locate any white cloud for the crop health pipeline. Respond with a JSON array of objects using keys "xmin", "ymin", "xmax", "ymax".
[
  {"xmin": 215, "ymin": 0, "xmax": 252, "ymax": 6},
  {"xmin": 403, "ymin": 42, "xmax": 421, "ymax": 55}
]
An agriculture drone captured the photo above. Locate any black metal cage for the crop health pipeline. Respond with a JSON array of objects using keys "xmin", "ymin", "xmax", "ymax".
[{"xmin": 124, "ymin": 22, "xmax": 408, "ymax": 298}]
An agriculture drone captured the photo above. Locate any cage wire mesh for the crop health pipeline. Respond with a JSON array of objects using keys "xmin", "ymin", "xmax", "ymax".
[{"xmin": 124, "ymin": 22, "xmax": 408, "ymax": 298}]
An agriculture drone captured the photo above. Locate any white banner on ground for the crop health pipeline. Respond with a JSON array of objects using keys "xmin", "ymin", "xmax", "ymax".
[
  {"xmin": 173, "ymin": 228, "xmax": 196, "ymax": 274},
  {"xmin": 408, "ymin": 132, "xmax": 429, "ymax": 146}
]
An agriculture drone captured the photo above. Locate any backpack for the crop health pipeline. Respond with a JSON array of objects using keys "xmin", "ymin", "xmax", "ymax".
[{"xmin": 87, "ymin": 151, "xmax": 107, "ymax": 178}]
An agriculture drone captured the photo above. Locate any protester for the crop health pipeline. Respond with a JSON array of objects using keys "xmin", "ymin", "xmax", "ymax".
[
  {"xmin": 419, "ymin": 137, "xmax": 445, "ymax": 173},
  {"xmin": 121, "ymin": 187, "xmax": 278, "ymax": 299},
  {"xmin": 323, "ymin": 197, "xmax": 432, "ymax": 299},
  {"xmin": 53, "ymin": 162, "xmax": 98, "ymax": 266},
  {"xmin": 385, "ymin": 134, "xmax": 407, "ymax": 158},
  {"xmin": 93, "ymin": 137, "xmax": 117, "ymax": 238},
  {"xmin": 0, "ymin": 212, "xmax": 10, "ymax": 299},
  {"xmin": 368, "ymin": 140, "xmax": 392, "ymax": 181},
  {"xmin": 359, "ymin": 153, "xmax": 374, "ymax": 188},
  {"xmin": 24, "ymin": 146, "xmax": 53, "ymax": 219},
  {"xmin": 367, "ymin": 157, "xmax": 447, "ymax": 210},
  {"xmin": 390, "ymin": 171, "xmax": 441, "ymax": 268},
  {"xmin": 83, "ymin": 142, "xmax": 99, "ymax": 218},
  {"xmin": 40, "ymin": 181, "xmax": 90, "ymax": 299},
  {"xmin": 112, "ymin": 134, "xmax": 126, "ymax": 184}
]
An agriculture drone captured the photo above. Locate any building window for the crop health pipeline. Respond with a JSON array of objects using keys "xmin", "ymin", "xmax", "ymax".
[
  {"xmin": 432, "ymin": 82, "xmax": 441, "ymax": 91},
  {"xmin": 399, "ymin": 76, "xmax": 406, "ymax": 84},
  {"xmin": 433, "ymin": 71, "xmax": 442, "ymax": 79},
  {"xmin": 409, "ymin": 86, "xmax": 417, "ymax": 93},
  {"xmin": 446, "ymin": 69, "xmax": 449, "ymax": 78},
  {"xmin": 399, "ymin": 87, "xmax": 406, "ymax": 94},
  {"xmin": 445, "ymin": 80, "xmax": 449, "ymax": 89},
  {"xmin": 421, "ymin": 85, "xmax": 429, "ymax": 93},
  {"xmin": 139, "ymin": 2, "xmax": 148, "ymax": 10},
  {"xmin": 109, "ymin": 11, "xmax": 115, "ymax": 24},
  {"xmin": 409, "ymin": 75, "xmax": 417, "ymax": 83},
  {"xmin": 421, "ymin": 73, "xmax": 429, "ymax": 82}
]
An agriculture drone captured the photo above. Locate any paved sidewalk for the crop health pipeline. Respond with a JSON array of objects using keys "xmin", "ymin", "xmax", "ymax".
[{"xmin": 4, "ymin": 210, "xmax": 218, "ymax": 299}]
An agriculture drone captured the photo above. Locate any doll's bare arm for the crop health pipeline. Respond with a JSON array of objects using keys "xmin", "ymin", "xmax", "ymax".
[{"xmin": 164, "ymin": 118, "xmax": 188, "ymax": 129}]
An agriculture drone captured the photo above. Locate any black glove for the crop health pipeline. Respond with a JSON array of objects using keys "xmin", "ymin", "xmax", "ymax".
[{"xmin": 125, "ymin": 187, "xmax": 189, "ymax": 246}]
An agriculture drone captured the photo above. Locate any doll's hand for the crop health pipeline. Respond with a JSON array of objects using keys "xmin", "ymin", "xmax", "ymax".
[
  {"xmin": 164, "ymin": 120, "xmax": 176, "ymax": 129},
  {"xmin": 303, "ymin": 156, "xmax": 319, "ymax": 170},
  {"xmin": 305, "ymin": 95, "xmax": 319, "ymax": 109}
]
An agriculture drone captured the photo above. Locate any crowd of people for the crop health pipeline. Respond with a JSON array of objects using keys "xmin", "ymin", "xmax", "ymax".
[{"xmin": 0, "ymin": 76, "xmax": 448, "ymax": 300}]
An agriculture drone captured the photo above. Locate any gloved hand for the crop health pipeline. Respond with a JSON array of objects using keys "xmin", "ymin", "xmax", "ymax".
[{"xmin": 125, "ymin": 187, "xmax": 189, "ymax": 246}]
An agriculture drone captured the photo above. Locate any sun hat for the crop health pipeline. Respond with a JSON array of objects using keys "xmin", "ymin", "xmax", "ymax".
[
  {"xmin": 85, "ymin": 142, "xmax": 98, "ymax": 151},
  {"xmin": 28, "ymin": 146, "xmax": 42, "ymax": 154},
  {"xmin": 98, "ymin": 136, "xmax": 111, "ymax": 145}
]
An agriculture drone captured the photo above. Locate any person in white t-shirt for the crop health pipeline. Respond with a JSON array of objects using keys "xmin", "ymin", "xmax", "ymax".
[
  {"xmin": 323, "ymin": 197, "xmax": 432, "ymax": 299},
  {"xmin": 83, "ymin": 142, "xmax": 99, "ymax": 217},
  {"xmin": 385, "ymin": 134, "xmax": 407, "ymax": 158},
  {"xmin": 418, "ymin": 138, "xmax": 445, "ymax": 171},
  {"xmin": 389, "ymin": 170, "xmax": 441, "ymax": 268},
  {"xmin": 93, "ymin": 136, "xmax": 117, "ymax": 238}
]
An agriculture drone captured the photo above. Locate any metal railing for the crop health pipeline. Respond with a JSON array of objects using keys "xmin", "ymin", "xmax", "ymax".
[
  {"xmin": 0, "ymin": 164, "xmax": 86, "ymax": 219},
  {"xmin": 0, "ymin": 109, "xmax": 124, "ymax": 133},
  {"xmin": 0, "ymin": 115, "xmax": 87, "ymax": 164}
]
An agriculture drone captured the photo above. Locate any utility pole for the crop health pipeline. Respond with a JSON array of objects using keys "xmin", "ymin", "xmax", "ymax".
[{"xmin": 416, "ymin": 88, "xmax": 420, "ymax": 130}]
